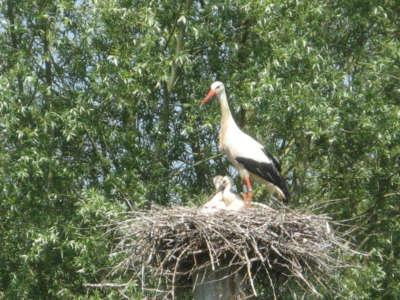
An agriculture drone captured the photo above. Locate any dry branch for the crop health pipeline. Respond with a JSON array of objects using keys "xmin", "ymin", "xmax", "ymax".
[{"xmin": 106, "ymin": 204, "xmax": 354, "ymax": 298}]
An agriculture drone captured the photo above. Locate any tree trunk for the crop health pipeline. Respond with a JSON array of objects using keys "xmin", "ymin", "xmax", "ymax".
[{"xmin": 193, "ymin": 267, "xmax": 242, "ymax": 300}]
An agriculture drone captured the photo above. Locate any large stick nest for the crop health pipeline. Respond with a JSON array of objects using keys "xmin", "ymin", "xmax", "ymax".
[{"xmin": 108, "ymin": 204, "xmax": 353, "ymax": 299}]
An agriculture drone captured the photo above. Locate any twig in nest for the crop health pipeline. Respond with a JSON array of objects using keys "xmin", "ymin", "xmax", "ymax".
[{"xmin": 102, "ymin": 204, "xmax": 356, "ymax": 298}]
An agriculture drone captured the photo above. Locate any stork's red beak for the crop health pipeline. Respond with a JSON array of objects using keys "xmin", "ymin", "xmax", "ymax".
[{"xmin": 200, "ymin": 89, "xmax": 216, "ymax": 105}]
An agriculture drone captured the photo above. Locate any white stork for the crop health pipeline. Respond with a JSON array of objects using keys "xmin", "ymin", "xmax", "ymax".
[
  {"xmin": 200, "ymin": 81, "xmax": 289, "ymax": 206},
  {"xmin": 201, "ymin": 176, "xmax": 229, "ymax": 213},
  {"xmin": 217, "ymin": 176, "xmax": 245, "ymax": 211},
  {"xmin": 201, "ymin": 176, "xmax": 245, "ymax": 213}
]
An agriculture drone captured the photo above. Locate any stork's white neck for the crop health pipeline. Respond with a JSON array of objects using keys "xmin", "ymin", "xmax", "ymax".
[
  {"xmin": 218, "ymin": 90, "xmax": 237, "ymax": 129},
  {"xmin": 223, "ymin": 183, "xmax": 232, "ymax": 194}
]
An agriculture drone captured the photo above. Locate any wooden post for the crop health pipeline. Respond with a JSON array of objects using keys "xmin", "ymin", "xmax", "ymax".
[{"xmin": 193, "ymin": 267, "xmax": 242, "ymax": 300}]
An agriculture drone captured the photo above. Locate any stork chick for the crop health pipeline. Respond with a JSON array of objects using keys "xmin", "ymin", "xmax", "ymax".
[
  {"xmin": 201, "ymin": 176, "xmax": 245, "ymax": 213},
  {"xmin": 219, "ymin": 176, "xmax": 245, "ymax": 211},
  {"xmin": 201, "ymin": 176, "xmax": 228, "ymax": 213}
]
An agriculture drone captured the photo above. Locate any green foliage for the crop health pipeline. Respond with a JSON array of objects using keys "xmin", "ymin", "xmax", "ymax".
[{"xmin": 0, "ymin": 0, "xmax": 399, "ymax": 298}]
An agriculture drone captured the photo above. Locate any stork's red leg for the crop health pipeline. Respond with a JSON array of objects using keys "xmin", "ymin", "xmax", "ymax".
[{"xmin": 243, "ymin": 176, "xmax": 253, "ymax": 208}]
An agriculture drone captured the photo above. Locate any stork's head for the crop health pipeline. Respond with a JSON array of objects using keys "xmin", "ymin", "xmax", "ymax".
[
  {"xmin": 212, "ymin": 175, "xmax": 232, "ymax": 191},
  {"xmin": 200, "ymin": 81, "xmax": 225, "ymax": 104},
  {"xmin": 213, "ymin": 175, "xmax": 225, "ymax": 191},
  {"xmin": 220, "ymin": 176, "xmax": 233, "ymax": 190}
]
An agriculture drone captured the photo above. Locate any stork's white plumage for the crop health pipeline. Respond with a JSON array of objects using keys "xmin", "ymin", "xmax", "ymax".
[
  {"xmin": 201, "ymin": 81, "xmax": 289, "ymax": 206},
  {"xmin": 201, "ymin": 176, "xmax": 229, "ymax": 213},
  {"xmin": 201, "ymin": 176, "xmax": 245, "ymax": 213},
  {"xmin": 218, "ymin": 176, "xmax": 245, "ymax": 211}
]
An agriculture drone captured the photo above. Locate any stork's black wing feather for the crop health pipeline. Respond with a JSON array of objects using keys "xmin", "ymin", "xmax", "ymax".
[
  {"xmin": 263, "ymin": 148, "xmax": 281, "ymax": 172},
  {"xmin": 236, "ymin": 157, "xmax": 289, "ymax": 201}
]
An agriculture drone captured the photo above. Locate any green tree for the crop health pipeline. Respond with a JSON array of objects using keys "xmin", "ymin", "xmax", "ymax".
[{"xmin": 0, "ymin": 0, "xmax": 399, "ymax": 298}]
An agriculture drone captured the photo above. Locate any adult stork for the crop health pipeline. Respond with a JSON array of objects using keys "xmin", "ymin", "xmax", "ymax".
[{"xmin": 200, "ymin": 81, "xmax": 289, "ymax": 206}]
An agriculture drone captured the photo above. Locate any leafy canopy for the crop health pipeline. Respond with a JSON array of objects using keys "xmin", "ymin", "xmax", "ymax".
[{"xmin": 0, "ymin": 0, "xmax": 399, "ymax": 298}]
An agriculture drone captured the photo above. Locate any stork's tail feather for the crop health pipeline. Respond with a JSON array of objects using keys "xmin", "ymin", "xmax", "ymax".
[
  {"xmin": 236, "ymin": 157, "xmax": 289, "ymax": 203},
  {"xmin": 278, "ymin": 183, "xmax": 290, "ymax": 203}
]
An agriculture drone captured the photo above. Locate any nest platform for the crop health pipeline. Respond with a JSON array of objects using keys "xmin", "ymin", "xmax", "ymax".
[{"xmin": 107, "ymin": 204, "xmax": 352, "ymax": 299}]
